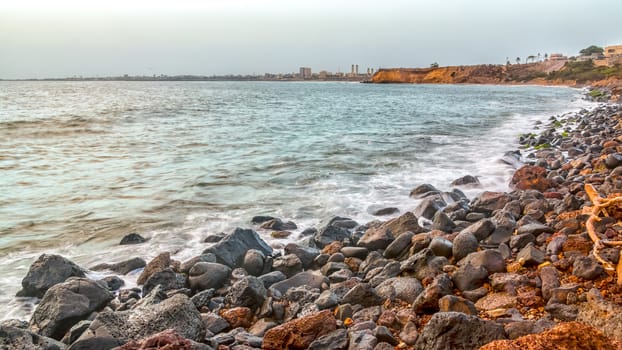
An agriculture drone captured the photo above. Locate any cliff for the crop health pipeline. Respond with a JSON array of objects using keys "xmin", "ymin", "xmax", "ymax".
[{"xmin": 371, "ymin": 61, "xmax": 567, "ymax": 85}]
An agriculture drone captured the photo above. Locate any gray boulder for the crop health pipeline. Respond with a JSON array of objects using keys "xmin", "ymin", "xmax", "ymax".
[
  {"xmin": 414, "ymin": 195, "xmax": 446, "ymax": 220},
  {"xmin": 242, "ymin": 249, "xmax": 265, "ymax": 276},
  {"xmin": 142, "ymin": 268, "xmax": 186, "ymax": 295},
  {"xmin": 308, "ymin": 328, "xmax": 348, "ymax": 350},
  {"xmin": 412, "ymin": 274, "xmax": 453, "ymax": 313},
  {"xmin": 0, "ymin": 325, "xmax": 66, "ymax": 350},
  {"xmin": 414, "ymin": 312, "xmax": 506, "ymax": 349},
  {"xmin": 202, "ymin": 228, "xmax": 273, "ymax": 268},
  {"xmin": 313, "ymin": 224, "xmax": 350, "ymax": 248},
  {"xmin": 78, "ymin": 293, "xmax": 203, "ymax": 342},
  {"xmin": 341, "ymin": 283, "xmax": 382, "ymax": 307},
  {"xmin": 18, "ymin": 254, "xmax": 86, "ymax": 298},
  {"xmin": 383, "ymin": 231, "xmax": 414, "ymax": 259},
  {"xmin": 375, "ymin": 277, "xmax": 423, "ymax": 304},
  {"xmin": 270, "ymin": 271, "xmax": 327, "ymax": 295},
  {"xmin": 30, "ymin": 278, "xmax": 113, "ymax": 340},
  {"xmin": 452, "ymin": 231, "xmax": 478, "ymax": 262},
  {"xmin": 284, "ymin": 243, "xmax": 320, "ymax": 269},
  {"xmin": 188, "ymin": 262, "xmax": 231, "ymax": 291},
  {"xmin": 459, "ymin": 249, "xmax": 506, "ymax": 273}
]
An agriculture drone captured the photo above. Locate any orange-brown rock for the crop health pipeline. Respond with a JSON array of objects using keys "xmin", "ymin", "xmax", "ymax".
[
  {"xmin": 115, "ymin": 329, "xmax": 193, "ymax": 350},
  {"xmin": 562, "ymin": 235, "xmax": 593, "ymax": 255},
  {"xmin": 510, "ymin": 165, "xmax": 552, "ymax": 192},
  {"xmin": 322, "ymin": 241, "xmax": 343, "ymax": 255},
  {"xmin": 137, "ymin": 252, "xmax": 171, "ymax": 285},
  {"xmin": 262, "ymin": 310, "xmax": 337, "ymax": 350},
  {"xmin": 479, "ymin": 321, "xmax": 622, "ymax": 350},
  {"xmin": 221, "ymin": 307, "xmax": 253, "ymax": 328}
]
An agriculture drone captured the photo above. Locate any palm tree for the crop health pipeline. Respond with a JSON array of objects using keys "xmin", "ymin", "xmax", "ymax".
[
  {"xmin": 544, "ymin": 53, "xmax": 549, "ymax": 61},
  {"xmin": 537, "ymin": 53, "xmax": 542, "ymax": 62},
  {"xmin": 516, "ymin": 57, "xmax": 521, "ymax": 65},
  {"xmin": 506, "ymin": 57, "xmax": 511, "ymax": 65}
]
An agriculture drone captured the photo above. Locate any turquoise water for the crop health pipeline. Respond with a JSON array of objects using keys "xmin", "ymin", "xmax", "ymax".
[{"xmin": 0, "ymin": 81, "xmax": 587, "ymax": 319}]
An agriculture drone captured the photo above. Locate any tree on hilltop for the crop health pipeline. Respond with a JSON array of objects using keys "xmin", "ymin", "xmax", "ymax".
[{"xmin": 579, "ymin": 45, "xmax": 604, "ymax": 56}]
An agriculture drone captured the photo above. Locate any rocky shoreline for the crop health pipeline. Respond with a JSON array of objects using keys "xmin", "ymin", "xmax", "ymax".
[{"xmin": 3, "ymin": 100, "xmax": 622, "ymax": 350}]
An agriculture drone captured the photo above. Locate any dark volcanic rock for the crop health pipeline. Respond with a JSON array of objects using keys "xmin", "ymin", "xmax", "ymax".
[
  {"xmin": 452, "ymin": 231, "xmax": 479, "ymax": 262},
  {"xmin": 471, "ymin": 191, "xmax": 511, "ymax": 214},
  {"xmin": 428, "ymin": 237, "xmax": 453, "ymax": 258},
  {"xmin": 572, "ymin": 256, "xmax": 605, "ymax": 280},
  {"xmin": 431, "ymin": 211, "xmax": 456, "ymax": 233},
  {"xmin": 383, "ymin": 231, "xmax": 414, "ymax": 259},
  {"xmin": 451, "ymin": 175, "xmax": 481, "ymax": 187},
  {"xmin": 260, "ymin": 218, "xmax": 297, "ymax": 231},
  {"xmin": 341, "ymin": 283, "xmax": 382, "ymax": 307},
  {"xmin": 202, "ymin": 228, "xmax": 273, "ymax": 269},
  {"xmin": 360, "ymin": 212, "xmax": 423, "ymax": 251},
  {"xmin": 0, "ymin": 324, "xmax": 66, "ymax": 350},
  {"xmin": 225, "ymin": 276, "xmax": 267, "ymax": 310},
  {"xmin": 18, "ymin": 254, "xmax": 86, "ymax": 298},
  {"xmin": 30, "ymin": 277, "xmax": 113, "ymax": 340},
  {"xmin": 272, "ymin": 254, "xmax": 303, "ymax": 278},
  {"xmin": 270, "ymin": 271, "xmax": 327, "ymax": 295},
  {"xmin": 308, "ymin": 328, "xmax": 348, "ymax": 350},
  {"xmin": 242, "ymin": 249, "xmax": 265, "ymax": 276},
  {"xmin": 412, "ymin": 274, "xmax": 453, "ymax": 313},
  {"xmin": 376, "ymin": 277, "xmax": 423, "ymax": 304},
  {"xmin": 284, "ymin": 243, "xmax": 320, "ymax": 269},
  {"xmin": 516, "ymin": 243, "xmax": 545, "ymax": 266},
  {"xmin": 410, "ymin": 183, "xmax": 439, "ymax": 198},
  {"xmin": 119, "ymin": 233, "xmax": 146, "ymax": 245},
  {"xmin": 414, "ymin": 195, "xmax": 446, "ymax": 220},
  {"xmin": 258, "ymin": 271, "xmax": 287, "ymax": 289},
  {"xmin": 461, "ymin": 219, "xmax": 496, "ymax": 241},
  {"xmin": 438, "ymin": 295, "xmax": 477, "ymax": 315},
  {"xmin": 459, "ymin": 249, "xmax": 506, "ymax": 273},
  {"xmin": 414, "ymin": 312, "xmax": 506, "ymax": 350},
  {"xmin": 452, "ymin": 263, "xmax": 489, "ymax": 292},
  {"xmin": 251, "ymin": 215, "xmax": 275, "ymax": 225},
  {"xmin": 142, "ymin": 268, "xmax": 186, "ymax": 295},
  {"xmin": 369, "ymin": 206, "xmax": 400, "ymax": 216},
  {"xmin": 110, "ymin": 257, "xmax": 146, "ymax": 275},
  {"xmin": 137, "ymin": 252, "xmax": 170, "ymax": 285},
  {"xmin": 313, "ymin": 224, "xmax": 351, "ymax": 248},
  {"xmin": 188, "ymin": 262, "xmax": 231, "ymax": 291}
]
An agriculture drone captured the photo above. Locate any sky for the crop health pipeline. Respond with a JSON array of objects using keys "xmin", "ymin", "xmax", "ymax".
[{"xmin": 1, "ymin": 0, "xmax": 622, "ymax": 79}]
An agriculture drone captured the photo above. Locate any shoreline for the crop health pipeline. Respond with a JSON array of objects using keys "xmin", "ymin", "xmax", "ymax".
[{"xmin": 3, "ymin": 94, "xmax": 622, "ymax": 349}]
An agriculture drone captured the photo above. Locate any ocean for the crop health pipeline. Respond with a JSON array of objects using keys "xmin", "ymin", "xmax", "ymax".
[{"xmin": 0, "ymin": 81, "xmax": 589, "ymax": 319}]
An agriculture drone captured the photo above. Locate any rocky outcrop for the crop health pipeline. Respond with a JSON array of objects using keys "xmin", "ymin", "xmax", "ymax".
[
  {"xmin": 202, "ymin": 228, "xmax": 273, "ymax": 268},
  {"xmin": 17, "ymin": 254, "xmax": 86, "ymax": 298}
]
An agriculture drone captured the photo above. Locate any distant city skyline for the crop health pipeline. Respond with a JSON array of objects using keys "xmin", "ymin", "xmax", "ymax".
[{"xmin": 1, "ymin": 0, "xmax": 622, "ymax": 79}]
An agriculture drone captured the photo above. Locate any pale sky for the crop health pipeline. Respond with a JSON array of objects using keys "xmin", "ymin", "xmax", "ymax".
[{"xmin": 1, "ymin": 0, "xmax": 621, "ymax": 79}]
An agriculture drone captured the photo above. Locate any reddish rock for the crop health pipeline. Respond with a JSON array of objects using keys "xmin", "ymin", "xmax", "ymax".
[
  {"xmin": 480, "ymin": 322, "xmax": 622, "ymax": 350},
  {"xmin": 543, "ymin": 192, "xmax": 564, "ymax": 199},
  {"xmin": 115, "ymin": 329, "xmax": 193, "ymax": 350},
  {"xmin": 562, "ymin": 235, "xmax": 593, "ymax": 255},
  {"xmin": 137, "ymin": 252, "xmax": 171, "ymax": 285},
  {"xmin": 322, "ymin": 241, "xmax": 343, "ymax": 255},
  {"xmin": 262, "ymin": 310, "xmax": 337, "ymax": 350},
  {"xmin": 221, "ymin": 307, "xmax": 254, "ymax": 328},
  {"xmin": 510, "ymin": 165, "xmax": 552, "ymax": 192}
]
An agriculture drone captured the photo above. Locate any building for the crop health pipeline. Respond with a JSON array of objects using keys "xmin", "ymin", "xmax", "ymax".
[
  {"xmin": 604, "ymin": 45, "xmax": 622, "ymax": 57},
  {"xmin": 549, "ymin": 53, "xmax": 568, "ymax": 61},
  {"xmin": 299, "ymin": 67, "xmax": 312, "ymax": 79},
  {"xmin": 594, "ymin": 45, "xmax": 622, "ymax": 66}
]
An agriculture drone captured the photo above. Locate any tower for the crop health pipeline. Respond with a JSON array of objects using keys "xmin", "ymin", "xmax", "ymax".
[{"xmin": 355, "ymin": 64, "xmax": 359, "ymax": 75}]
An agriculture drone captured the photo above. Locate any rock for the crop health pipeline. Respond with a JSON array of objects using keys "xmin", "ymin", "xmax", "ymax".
[
  {"xmin": 412, "ymin": 274, "xmax": 453, "ymax": 313},
  {"xmin": 110, "ymin": 257, "xmax": 146, "ymax": 275},
  {"xmin": 452, "ymin": 231, "xmax": 479, "ymax": 262},
  {"xmin": 262, "ymin": 310, "xmax": 337, "ymax": 350},
  {"xmin": 251, "ymin": 215, "xmax": 275, "ymax": 225},
  {"xmin": 203, "ymin": 233, "xmax": 225, "ymax": 243},
  {"xmin": 369, "ymin": 206, "xmax": 399, "ymax": 216},
  {"xmin": 352, "ymin": 308, "xmax": 382, "ymax": 323},
  {"xmin": 308, "ymin": 328, "xmax": 348, "ymax": 350},
  {"xmin": 341, "ymin": 283, "xmax": 382, "ymax": 307},
  {"xmin": 260, "ymin": 218, "xmax": 297, "ymax": 231},
  {"xmin": 375, "ymin": 326, "xmax": 398, "ymax": 346},
  {"xmin": 119, "ymin": 233, "xmax": 146, "ymax": 245},
  {"xmin": 221, "ymin": 307, "xmax": 253, "ymax": 328},
  {"xmin": 272, "ymin": 254, "xmax": 303, "ymax": 278},
  {"xmin": 357, "ymin": 227, "xmax": 394, "ymax": 251},
  {"xmin": 438, "ymin": 295, "xmax": 477, "ymax": 315},
  {"xmin": 480, "ymin": 321, "xmax": 622, "ymax": 350},
  {"xmin": 270, "ymin": 271, "xmax": 327, "ymax": 295},
  {"xmin": 241, "ymin": 249, "xmax": 265, "ymax": 276},
  {"xmin": 605, "ymin": 153, "xmax": 622, "ymax": 169},
  {"xmin": 202, "ymin": 228, "xmax": 273, "ymax": 269},
  {"xmin": 375, "ymin": 277, "xmax": 423, "ymax": 304},
  {"xmin": 451, "ymin": 175, "xmax": 480, "ymax": 187},
  {"xmin": 137, "ymin": 252, "xmax": 170, "ymax": 285},
  {"xmin": 188, "ymin": 262, "xmax": 231, "ymax": 291},
  {"xmin": 414, "ymin": 195, "xmax": 446, "ymax": 220},
  {"xmin": 400, "ymin": 248, "xmax": 447, "ymax": 281},
  {"xmin": 517, "ymin": 223, "xmax": 554, "ymax": 236},
  {"xmin": 361, "ymin": 212, "xmax": 424, "ymax": 250},
  {"xmin": 81, "ymin": 293, "xmax": 203, "ymax": 342},
  {"xmin": 510, "ymin": 233, "xmax": 535, "ymax": 251},
  {"xmin": 30, "ymin": 278, "xmax": 113, "ymax": 340},
  {"xmin": 510, "ymin": 165, "xmax": 552, "ymax": 192},
  {"xmin": 471, "ymin": 192, "xmax": 512, "ymax": 214},
  {"xmin": 321, "ymin": 262, "xmax": 349, "ymax": 276},
  {"xmin": 572, "ymin": 256, "xmax": 604, "ymax": 280},
  {"xmin": 249, "ymin": 318, "xmax": 277, "ymax": 337},
  {"xmin": 489, "ymin": 273, "xmax": 530, "ymax": 295},
  {"xmin": 191, "ymin": 289, "xmax": 215, "ymax": 310},
  {"xmin": 577, "ymin": 288, "xmax": 622, "ymax": 339},
  {"xmin": 100, "ymin": 276, "xmax": 124, "ymax": 291},
  {"xmin": 517, "ymin": 243, "xmax": 545, "ymax": 266},
  {"xmin": 399, "ymin": 321, "xmax": 419, "ymax": 346},
  {"xmin": 460, "ymin": 249, "xmax": 506, "ymax": 273},
  {"xmin": 329, "ymin": 269, "xmax": 353, "ymax": 283},
  {"xmin": 17, "ymin": 254, "xmax": 86, "ymax": 298},
  {"xmin": 0, "ymin": 325, "xmax": 66, "ymax": 350},
  {"xmin": 348, "ymin": 330, "xmax": 377, "ymax": 350},
  {"xmin": 61, "ymin": 320, "xmax": 92, "ymax": 345},
  {"xmin": 544, "ymin": 303, "xmax": 578, "ymax": 321},
  {"xmin": 142, "ymin": 268, "xmax": 186, "ymax": 295},
  {"xmin": 258, "ymin": 271, "xmax": 287, "ymax": 289},
  {"xmin": 67, "ymin": 336, "xmax": 125, "ymax": 350},
  {"xmin": 452, "ymin": 263, "xmax": 489, "ymax": 292},
  {"xmin": 179, "ymin": 254, "xmax": 217, "ymax": 274},
  {"xmin": 415, "ymin": 312, "xmax": 505, "ymax": 349},
  {"xmin": 226, "ymin": 276, "xmax": 267, "ymax": 311},
  {"xmin": 539, "ymin": 266, "xmax": 560, "ymax": 301},
  {"xmin": 341, "ymin": 246, "xmax": 369, "ymax": 260},
  {"xmin": 315, "ymin": 290, "xmax": 340, "ymax": 310},
  {"xmin": 383, "ymin": 231, "xmax": 414, "ymax": 259},
  {"xmin": 462, "ymin": 218, "xmax": 496, "ymax": 241},
  {"xmin": 428, "ymin": 237, "xmax": 453, "ymax": 258},
  {"xmin": 313, "ymin": 224, "xmax": 350, "ymax": 248},
  {"xmin": 284, "ymin": 244, "xmax": 320, "ymax": 269},
  {"xmin": 431, "ymin": 211, "xmax": 456, "ymax": 233},
  {"xmin": 475, "ymin": 292, "xmax": 517, "ymax": 311},
  {"xmin": 409, "ymin": 183, "xmax": 439, "ymax": 198},
  {"xmin": 114, "ymin": 329, "xmax": 207, "ymax": 350}
]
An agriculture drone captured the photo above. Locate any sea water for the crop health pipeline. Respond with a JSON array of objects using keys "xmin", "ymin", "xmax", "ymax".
[{"xmin": 0, "ymin": 81, "xmax": 590, "ymax": 319}]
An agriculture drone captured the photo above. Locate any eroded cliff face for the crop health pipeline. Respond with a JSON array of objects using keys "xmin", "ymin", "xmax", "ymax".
[{"xmin": 371, "ymin": 61, "xmax": 568, "ymax": 85}]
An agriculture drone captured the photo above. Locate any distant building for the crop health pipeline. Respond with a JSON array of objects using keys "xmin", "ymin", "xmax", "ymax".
[
  {"xmin": 318, "ymin": 70, "xmax": 330, "ymax": 79},
  {"xmin": 355, "ymin": 64, "xmax": 359, "ymax": 75},
  {"xmin": 604, "ymin": 45, "xmax": 622, "ymax": 57},
  {"xmin": 549, "ymin": 53, "xmax": 568, "ymax": 61},
  {"xmin": 594, "ymin": 45, "xmax": 622, "ymax": 66},
  {"xmin": 299, "ymin": 67, "xmax": 312, "ymax": 79}
]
